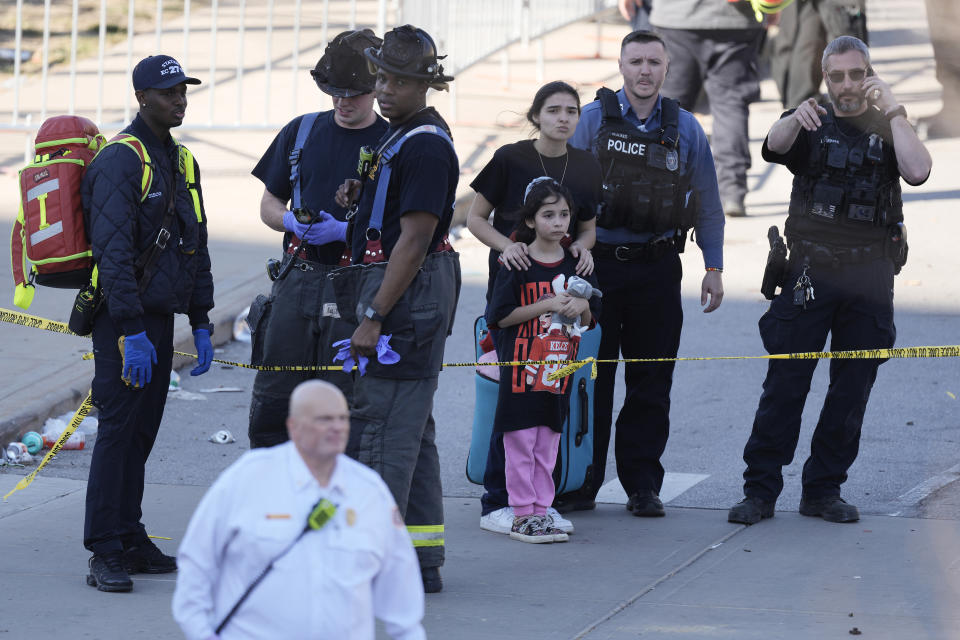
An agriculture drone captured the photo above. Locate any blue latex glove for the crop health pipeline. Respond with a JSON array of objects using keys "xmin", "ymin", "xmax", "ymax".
[
  {"xmin": 191, "ymin": 328, "xmax": 213, "ymax": 376},
  {"xmin": 282, "ymin": 210, "xmax": 346, "ymax": 245},
  {"xmin": 332, "ymin": 338, "xmax": 369, "ymax": 376},
  {"xmin": 123, "ymin": 331, "xmax": 157, "ymax": 388},
  {"xmin": 331, "ymin": 335, "xmax": 400, "ymax": 376}
]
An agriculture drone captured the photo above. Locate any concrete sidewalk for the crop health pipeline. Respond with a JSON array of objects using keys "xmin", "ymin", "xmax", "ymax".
[{"xmin": 1, "ymin": 475, "xmax": 958, "ymax": 639}]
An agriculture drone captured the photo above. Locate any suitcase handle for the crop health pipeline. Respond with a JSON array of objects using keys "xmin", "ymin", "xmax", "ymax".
[{"xmin": 575, "ymin": 378, "xmax": 588, "ymax": 446}]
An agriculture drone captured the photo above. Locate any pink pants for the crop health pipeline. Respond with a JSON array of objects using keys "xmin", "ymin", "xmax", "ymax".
[{"xmin": 503, "ymin": 426, "xmax": 561, "ymax": 517}]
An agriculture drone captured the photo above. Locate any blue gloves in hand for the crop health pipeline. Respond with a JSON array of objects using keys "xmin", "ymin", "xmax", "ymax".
[
  {"xmin": 332, "ymin": 335, "xmax": 400, "ymax": 376},
  {"xmin": 123, "ymin": 331, "xmax": 157, "ymax": 388},
  {"xmin": 282, "ymin": 210, "xmax": 347, "ymax": 246},
  {"xmin": 191, "ymin": 328, "xmax": 213, "ymax": 376}
]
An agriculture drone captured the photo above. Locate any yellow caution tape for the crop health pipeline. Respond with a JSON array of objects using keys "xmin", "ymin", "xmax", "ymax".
[
  {"xmin": 2, "ymin": 307, "xmax": 959, "ymax": 379},
  {"xmin": 4, "ymin": 391, "xmax": 94, "ymax": 501},
  {"xmin": 0, "ymin": 307, "xmax": 80, "ymax": 336}
]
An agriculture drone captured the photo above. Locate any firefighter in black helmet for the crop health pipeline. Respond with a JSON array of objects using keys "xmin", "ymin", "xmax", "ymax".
[
  {"xmin": 334, "ymin": 24, "xmax": 460, "ymax": 594},
  {"xmin": 247, "ymin": 29, "xmax": 388, "ymax": 448}
]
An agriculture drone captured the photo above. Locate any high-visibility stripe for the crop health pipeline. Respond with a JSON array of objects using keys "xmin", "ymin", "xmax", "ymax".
[
  {"xmin": 178, "ymin": 144, "xmax": 203, "ymax": 222},
  {"xmin": 30, "ymin": 220, "xmax": 62, "ymax": 245},
  {"xmin": 34, "ymin": 136, "xmax": 94, "ymax": 149},
  {"xmin": 407, "ymin": 524, "xmax": 444, "ymax": 548},
  {"xmin": 26, "ymin": 178, "xmax": 60, "ymax": 203}
]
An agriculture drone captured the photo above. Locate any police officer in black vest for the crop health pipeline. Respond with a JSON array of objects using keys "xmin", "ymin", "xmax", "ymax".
[
  {"xmin": 570, "ymin": 30, "xmax": 725, "ymax": 517},
  {"xmin": 728, "ymin": 36, "xmax": 932, "ymax": 525}
]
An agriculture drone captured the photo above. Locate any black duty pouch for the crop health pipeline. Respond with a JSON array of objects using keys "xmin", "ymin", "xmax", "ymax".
[
  {"xmin": 809, "ymin": 183, "xmax": 845, "ymax": 220},
  {"xmin": 68, "ymin": 281, "xmax": 102, "ymax": 336},
  {"xmin": 625, "ymin": 181, "xmax": 653, "ymax": 233},
  {"xmin": 761, "ymin": 226, "xmax": 788, "ymax": 300},
  {"xmin": 888, "ymin": 222, "xmax": 908, "ymax": 275},
  {"xmin": 846, "ymin": 181, "xmax": 877, "ymax": 223},
  {"xmin": 597, "ymin": 184, "xmax": 626, "ymax": 229}
]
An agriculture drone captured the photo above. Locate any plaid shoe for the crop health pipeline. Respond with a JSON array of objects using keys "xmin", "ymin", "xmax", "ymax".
[
  {"xmin": 543, "ymin": 514, "xmax": 570, "ymax": 543},
  {"xmin": 509, "ymin": 514, "xmax": 553, "ymax": 544}
]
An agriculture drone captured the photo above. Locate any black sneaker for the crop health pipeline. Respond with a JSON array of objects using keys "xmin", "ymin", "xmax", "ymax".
[
  {"xmin": 626, "ymin": 490, "xmax": 665, "ymax": 517},
  {"xmin": 799, "ymin": 495, "xmax": 859, "ymax": 523},
  {"xmin": 727, "ymin": 496, "xmax": 775, "ymax": 525},
  {"xmin": 86, "ymin": 551, "xmax": 133, "ymax": 592},
  {"xmin": 122, "ymin": 538, "xmax": 177, "ymax": 574},
  {"xmin": 421, "ymin": 566, "xmax": 443, "ymax": 593}
]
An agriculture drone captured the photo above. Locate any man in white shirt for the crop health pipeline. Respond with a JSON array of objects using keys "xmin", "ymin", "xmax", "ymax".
[{"xmin": 172, "ymin": 380, "xmax": 425, "ymax": 640}]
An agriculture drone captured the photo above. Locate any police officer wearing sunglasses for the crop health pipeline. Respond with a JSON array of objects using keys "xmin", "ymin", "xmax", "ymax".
[{"xmin": 728, "ymin": 36, "xmax": 932, "ymax": 526}]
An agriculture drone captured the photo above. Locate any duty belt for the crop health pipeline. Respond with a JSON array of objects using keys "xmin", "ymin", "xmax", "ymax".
[
  {"xmin": 594, "ymin": 238, "xmax": 677, "ymax": 263},
  {"xmin": 789, "ymin": 239, "xmax": 886, "ymax": 267}
]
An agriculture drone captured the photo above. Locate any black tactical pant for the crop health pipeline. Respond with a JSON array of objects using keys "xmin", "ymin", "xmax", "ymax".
[
  {"xmin": 658, "ymin": 27, "xmax": 762, "ymax": 208},
  {"xmin": 247, "ymin": 258, "xmax": 353, "ymax": 448},
  {"xmin": 591, "ymin": 250, "xmax": 683, "ymax": 498},
  {"xmin": 742, "ymin": 257, "xmax": 895, "ymax": 503},
  {"xmin": 85, "ymin": 310, "xmax": 174, "ymax": 555},
  {"xmin": 771, "ymin": 0, "xmax": 868, "ymax": 109}
]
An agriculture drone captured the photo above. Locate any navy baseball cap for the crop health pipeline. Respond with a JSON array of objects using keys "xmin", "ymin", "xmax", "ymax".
[{"xmin": 132, "ymin": 55, "xmax": 201, "ymax": 90}]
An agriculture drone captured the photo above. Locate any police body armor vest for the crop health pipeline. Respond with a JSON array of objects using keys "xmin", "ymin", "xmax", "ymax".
[
  {"xmin": 593, "ymin": 88, "xmax": 696, "ymax": 235},
  {"xmin": 786, "ymin": 105, "xmax": 902, "ymax": 246}
]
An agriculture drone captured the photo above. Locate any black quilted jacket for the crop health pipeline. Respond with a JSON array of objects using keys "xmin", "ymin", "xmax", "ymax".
[{"xmin": 82, "ymin": 115, "xmax": 214, "ymax": 336}]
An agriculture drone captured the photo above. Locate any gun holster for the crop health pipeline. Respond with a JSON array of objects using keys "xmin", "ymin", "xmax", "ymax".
[{"xmin": 761, "ymin": 225, "xmax": 788, "ymax": 301}]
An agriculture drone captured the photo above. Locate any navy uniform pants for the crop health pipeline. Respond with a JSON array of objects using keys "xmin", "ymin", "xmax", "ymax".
[
  {"xmin": 657, "ymin": 26, "xmax": 762, "ymax": 208},
  {"xmin": 742, "ymin": 257, "xmax": 895, "ymax": 502},
  {"xmin": 592, "ymin": 251, "xmax": 683, "ymax": 497},
  {"xmin": 84, "ymin": 310, "xmax": 174, "ymax": 555},
  {"xmin": 247, "ymin": 258, "xmax": 353, "ymax": 448}
]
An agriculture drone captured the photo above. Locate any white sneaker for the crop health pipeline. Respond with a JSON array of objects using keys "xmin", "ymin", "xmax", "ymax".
[
  {"xmin": 480, "ymin": 507, "xmax": 514, "ymax": 534},
  {"xmin": 546, "ymin": 507, "xmax": 574, "ymax": 534}
]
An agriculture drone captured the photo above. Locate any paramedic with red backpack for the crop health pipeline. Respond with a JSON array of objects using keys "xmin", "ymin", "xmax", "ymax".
[{"xmin": 81, "ymin": 55, "xmax": 214, "ymax": 593}]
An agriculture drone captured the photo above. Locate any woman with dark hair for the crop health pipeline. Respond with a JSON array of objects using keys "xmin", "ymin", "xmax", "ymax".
[
  {"xmin": 467, "ymin": 80, "xmax": 600, "ymax": 291},
  {"xmin": 467, "ymin": 81, "xmax": 602, "ymax": 538}
]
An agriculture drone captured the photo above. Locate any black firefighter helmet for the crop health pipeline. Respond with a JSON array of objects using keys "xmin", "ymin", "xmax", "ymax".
[
  {"xmin": 310, "ymin": 29, "xmax": 382, "ymax": 97},
  {"xmin": 362, "ymin": 24, "xmax": 454, "ymax": 90}
]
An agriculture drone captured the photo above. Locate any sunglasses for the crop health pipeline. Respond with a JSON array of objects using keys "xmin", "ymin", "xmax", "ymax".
[{"xmin": 826, "ymin": 68, "xmax": 868, "ymax": 83}]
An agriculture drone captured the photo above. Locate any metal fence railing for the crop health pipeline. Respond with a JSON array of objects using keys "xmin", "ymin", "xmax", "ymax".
[{"xmin": 1, "ymin": 0, "xmax": 615, "ymax": 139}]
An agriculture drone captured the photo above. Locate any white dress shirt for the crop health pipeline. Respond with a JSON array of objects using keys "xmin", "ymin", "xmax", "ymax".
[{"xmin": 172, "ymin": 443, "xmax": 425, "ymax": 640}]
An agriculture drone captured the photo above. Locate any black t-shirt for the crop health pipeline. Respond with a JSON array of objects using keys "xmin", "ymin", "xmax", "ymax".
[
  {"xmin": 487, "ymin": 251, "xmax": 600, "ymax": 434},
  {"xmin": 350, "ymin": 108, "xmax": 459, "ymax": 263},
  {"xmin": 470, "ymin": 140, "xmax": 600, "ymax": 294},
  {"xmin": 252, "ymin": 110, "xmax": 388, "ymax": 264}
]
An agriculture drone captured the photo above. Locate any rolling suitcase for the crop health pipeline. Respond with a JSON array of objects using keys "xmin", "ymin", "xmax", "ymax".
[{"xmin": 466, "ymin": 316, "xmax": 600, "ymax": 496}]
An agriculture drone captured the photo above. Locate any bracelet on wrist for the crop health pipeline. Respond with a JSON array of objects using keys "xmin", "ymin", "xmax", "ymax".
[
  {"xmin": 706, "ymin": 267, "xmax": 723, "ymax": 273},
  {"xmin": 884, "ymin": 105, "xmax": 907, "ymax": 122}
]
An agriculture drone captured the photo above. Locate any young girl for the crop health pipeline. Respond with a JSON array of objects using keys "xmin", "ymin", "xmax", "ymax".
[
  {"xmin": 487, "ymin": 178, "xmax": 600, "ymax": 543},
  {"xmin": 468, "ymin": 81, "xmax": 601, "ymax": 536}
]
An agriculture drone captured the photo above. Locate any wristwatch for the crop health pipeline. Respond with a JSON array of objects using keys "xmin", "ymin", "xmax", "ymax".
[
  {"xmin": 884, "ymin": 105, "xmax": 907, "ymax": 122},
  {"xmin": 364, "ymin": 305, "xmax": 386, "ymax": 324}
]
